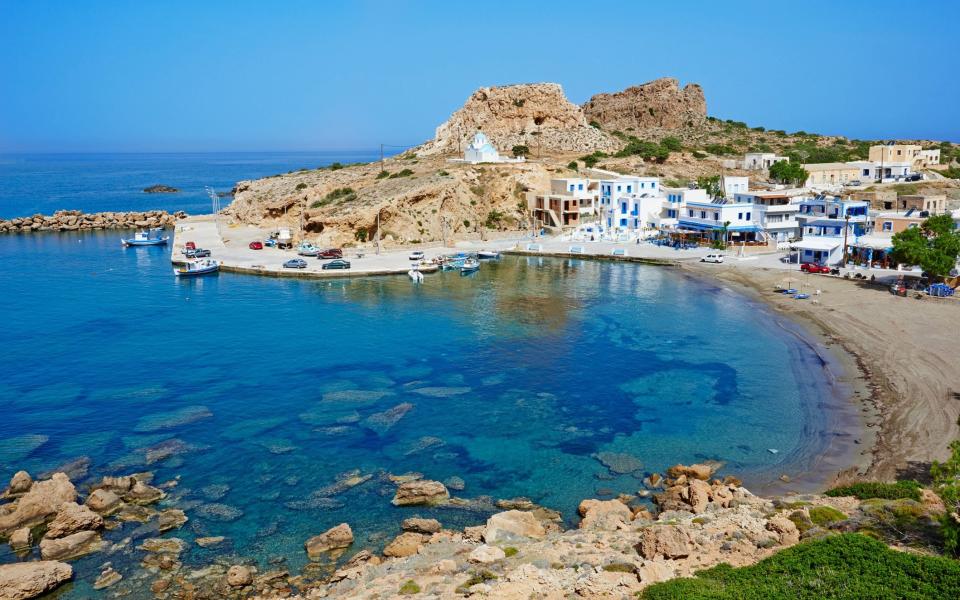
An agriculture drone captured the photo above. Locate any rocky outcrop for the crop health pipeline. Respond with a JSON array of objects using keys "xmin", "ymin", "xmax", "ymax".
[
  {"xmin": 6, "ymin": 471, "xmax": 33, "ymax": 496},
  {"xmin": 39, "ymin": 530, "xmax": 103, "ymax": 560},
  {"xmin": 0, "ymin": 210, "xmax": 187, "ymax": 233},
  {"xmin": 305, "ymin": 523, "xmax": 354, "ymax": 559},
  {"xmin": 382, "ymin": 532, "xmax": 423, "ymax": 558},
  {"xmin": 44, "ymin": 502, "xmax": 103, "ymax": 538},
  {"xmin": 85, "ymin": 489, "xmax": 121, "ymax": 514},
  {"xmin": 143, "ymin": 184, "xmax": 179, "ymax": 193},
  {"xmin": 483, "ymin": 510, "xmax": 546, "ymax": 543},
  {"xmin": 391, "ymin": 480, "xmax": 449, "ymax": 506},
  {"xmin": 401, "ymin": 517, "xmax": 441, "ymax": 534},
  {"xmin": 422, "ymin": 83, "xmax": 619, "ymax": 156},
  {"xmin": 0, "ymin": 561, "xmax": 73, "ymax": 600},
  {"xmin": 578, "ymin": 498, "xmax": 634, "ymax": 531},
  {"xmin": 0, "ymin": 473, "xmax": 76, "ymax": 535},
  {"xmin": 583, "ymin": 78, "xmax": 707, "ymax": 132}
]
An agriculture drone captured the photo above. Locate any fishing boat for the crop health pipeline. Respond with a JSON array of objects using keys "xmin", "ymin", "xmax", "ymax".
[
  {"xmin": 408, "ymin": 268, "xmax": 424, "ymax": 283},
  {"xmin": 460, "ymin": 258, "xmax": 480, "ymax": 275},
  {"xmin": 173, "ymin": 258, "xmax": 220, "ymax": 277},
  {"xmin": 121, "ymin": 228, "xmax": 168, "ymax": 247},
  {"xmin": 477, "ymin": 250, "xmax": 500, "ymax": 260},
  {"xmin": 440, "ymin": 258, "xmax": 465, "ymax": 271}
]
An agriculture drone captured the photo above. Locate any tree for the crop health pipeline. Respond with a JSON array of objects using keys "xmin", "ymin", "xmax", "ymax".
[
  {"xmin": 891, "ymin": 214, "xmax": 960, "ymax": 277},
  {"xmin": 931, "ymin": 437, "xmax": 960, "ymax": 555},
  {"xmin": 567, "ymin": 160, "xmax": 579, "ymax": 171},
  {"xmin": 511, "ymin": 145, "xmax": 530, "ymax": 158},
  {"xmin": 697, "ymin": 175, "xmax": 723, "ymax": 199},
  {"xmin": 769, "ymin": 161, "xmax": 809, "ymax": 185}
]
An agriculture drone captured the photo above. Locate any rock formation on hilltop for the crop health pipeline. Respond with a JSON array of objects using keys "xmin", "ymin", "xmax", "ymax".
[
  {"xmin": 583, "ymin": 77, "xmax": 707, "ymax": 132},
  {"xmin": 420, "ymin": 83, "xmax": 619, "ymax": 156}
]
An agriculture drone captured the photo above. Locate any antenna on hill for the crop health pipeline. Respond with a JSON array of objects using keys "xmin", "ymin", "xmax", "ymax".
[{"xmin": 205, "ymin": 186, "xmax": 221, "ymax": 236}]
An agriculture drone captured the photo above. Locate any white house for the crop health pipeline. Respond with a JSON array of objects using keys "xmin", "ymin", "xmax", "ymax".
[
  {"xmin": 791, "ymin": 197, "xmax": 870, "ymax": 265},
  {"xmin": 597, "ymin": 177, "xmax": 665, "ymax": 235},
  {"xmin": 678, "ymin": 195, "xmax": 764, "ymax": 244},
  {"xmin": 722, "ymin": 176, "xmax": 750, "ymax": 197},
  {"xmin": 743, "ymin": 152, "xmax": 788, "ymax": 170},
  {"xmin": 733, "ymin": 189, "xmax": 807, "ymax": 243},
  {"xmin": 846, "ymin": 160, "xmax": 912, "ymax": 182}
]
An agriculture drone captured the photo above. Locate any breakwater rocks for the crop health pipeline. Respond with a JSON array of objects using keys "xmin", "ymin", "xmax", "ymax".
[{"xmin": 0, "ymin": 210, "xmax": 187, "ymax": 233}]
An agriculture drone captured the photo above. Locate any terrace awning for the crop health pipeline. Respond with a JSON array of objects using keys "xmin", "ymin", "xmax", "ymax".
[
  {"xmin": 790, "ymin": 237, "xmax": 842, "ymax": 251},
  {"xmin": 850, "ymin": 234, "xmax": 894, "ymax": 251}
]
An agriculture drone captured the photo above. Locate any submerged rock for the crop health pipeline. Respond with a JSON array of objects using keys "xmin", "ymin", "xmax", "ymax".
[
  {"xmin": 133, "ymin": 406, "xmax": 212, "ymax": 433},
  {"xmin": 0, "ymin": 561, "xmax": 73, "ymax": 600},
  {"xmin": 444, "ymin": 476, "xmax": 466, "ymax": 491},
  {"xmin": 0, "ymin": 434, "xmax": 49, "ymax": 465},
  {"xmin": 93, "ymin": 565, "xmax": 122, "ymax": 590},
  {"xmin": 158, "ymin": 509, "xmax": 188, "ymax": 532},
  {"xmin": 410, "ymin": 386, "xmax": 471, "ymax": 398},
  {"xmin": 362, "ymin": 402, "xmax": 414, "ymax": 434},
  {"xmin": 199, "ymin": 483, "xmax": 230, "ymax": 501},
  {"xmin": 196, "ymin": 503, "xmax": 243, "ymax": 522},
  {"xmin": 321, "ymin": 389, "xmax": 394, "ymax": 403},
  {"xmin": 392, "ymin": 480, "xmax": 449, "ymax": 506},
  {"xmin": 305, "ymin": 523, "xmax": 353, "ymax": 559},
  {"xmin": 40, "ymin": 530, "xmax": 104, "ymax": 560},
  {"xmin": 195, "ymin": 536, "xmax": 226, "ymax": 548},
  {"xmin": 594, "ymin": 451, "xmax": 644, "ymax": 475}
]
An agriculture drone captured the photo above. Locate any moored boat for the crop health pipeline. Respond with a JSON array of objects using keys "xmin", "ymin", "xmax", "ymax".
[
  {"xmin": 460, "ymin": 258, "xmax": 480, "ymax": 274},
  {"xmin": 408, "ymin": 268, "xmax": 424, "ymax": 283},
  {"xmin": 173, "ymin": 258, "xmax": 220, "ymax": 277},
  {"xmin": 121, "ymin": 228, "xmax": 169, "ymax": 247},
  {"xmin": 477, "ymin": 250, "xmax": 500, "ymax": 260}
]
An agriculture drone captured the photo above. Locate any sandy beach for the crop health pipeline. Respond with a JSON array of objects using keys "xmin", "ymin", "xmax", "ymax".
[{"xmin": 687, "ymin": 260, "xmax": 960, "ymax": 484}]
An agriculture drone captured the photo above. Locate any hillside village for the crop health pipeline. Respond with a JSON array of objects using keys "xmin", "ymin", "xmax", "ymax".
[{"xmin": 224, "ymin": 78, "xmax": 960, "ymax": 271}]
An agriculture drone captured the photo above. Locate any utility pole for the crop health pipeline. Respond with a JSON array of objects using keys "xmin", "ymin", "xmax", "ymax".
[
  {"xmin": 842, "ymin": 213, "xmax": 851, "ymax": 266},
  {"xmin": 380, "ymin": 143, "xmax": 384, "ymax": 174},
  {"xmin": 375, "ymin": 209, "xmax": 381, "ymax": 255}
]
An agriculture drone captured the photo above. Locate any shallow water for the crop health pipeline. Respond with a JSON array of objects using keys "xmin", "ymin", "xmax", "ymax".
[{"xmin": 0, "ymin": 229, "xmax": 849, "ymax": 594}]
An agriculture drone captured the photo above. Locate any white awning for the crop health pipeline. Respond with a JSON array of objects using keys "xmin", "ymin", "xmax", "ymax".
[
  {"xmin": 790, "ymin": 237, "xmax": 842, "ymax": 251},
  {"xmin": 851, "ymin": 234, "xmax": 894, "ymax": 250}
]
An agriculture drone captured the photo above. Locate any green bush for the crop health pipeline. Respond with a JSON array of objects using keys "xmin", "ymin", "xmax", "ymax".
[
  {"xmin": 567, "ymin": 160, "xmax": 579, "ymax": 171},
  {"xmin": 389, "ymin": 169, "xmax": 414, "ymax": 179},
  {"xmin": 931, "ymin": 438, "xmax": 960, "ymax": 555},
  {"xmin": 463, "ymin": 219, "xmax": 471, "ymax": 228},
  {"xmin": 602, "ymin": 562, "xmax": 635, "ymax": 573},
  {"xmin": 808, "ymin": 505, "xmax": 847, "ymax": 527},
  {"xmin": 692, "ymin": 151, "xmax": 707, "ymax": 159},
  {"xmin": 640, "ymin": 534, "xmax": 960, "ymax": 599},
  {"xmin": 329, "ymin": 162, "xmax": 343, "ymax": 170},
  {"xmin": 661, "ymin": 136, "xmax": 682, "ymax": 151},
  {"xmin": 826, "ymin": 481, "xmax": 922, "ymax": 501},
  {"xmin": 512, "ymin": 144, "xmax": 530, "ymax": 158},
  {"xmin": 398, "ymin": 580, "xmax": 420, "ymax": 595},
  {"xmin": 589, "ymin": 120, "xmax": 602, "ymax": 129},
  {"xmin": 295, "ymin": 182, "xmax": 308, "ymax": 191},
  {"xmin": 704, "ymin": 143, "xmax": 735, "ymax": 156},
  {"xmin": 376, "ymin": 170, "xmax": 390, "ymax": 179},
  {"xmin": 504, "ymin": 546, "xmax": 519, "ymax": 557},
  {"xmin": 940, "ymin": 166, "xmax": 960, "ymax": 179}
]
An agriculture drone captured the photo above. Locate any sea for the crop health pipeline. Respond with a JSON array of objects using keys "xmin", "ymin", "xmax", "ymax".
[{"xmin": 0, "ymin": 153, "xmax": 856, "ymax": 596}]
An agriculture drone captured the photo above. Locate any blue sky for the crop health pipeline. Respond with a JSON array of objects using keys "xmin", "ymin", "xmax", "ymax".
[{"xmin": 1, "ymin": 0, "xmax": 958, "ymax": 152}]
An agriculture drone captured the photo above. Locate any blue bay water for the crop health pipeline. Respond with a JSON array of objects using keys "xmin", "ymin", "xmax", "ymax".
[{"xmin": 0, "ymin": 154, "xmax": 848, "ymax": 596}]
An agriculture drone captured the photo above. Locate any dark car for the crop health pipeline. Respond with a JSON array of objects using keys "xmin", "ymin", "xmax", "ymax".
[
  {"xmin": 800, "ymin": 262, "xmax": 830, "ymax": 273},
  {"xmin": 905, "ymin": 173, "xmax": 922, "ymax": 182},
  {"xmin": 318, "ymin": 248, "xmax": 343, "ymax": 259},
  {"xmin": 192, "ymin": 249, "xmax": 211, "ymax": 258},
  {"xmin": 249, "ymin": 241, "xmax": 264, "ymax": 250},
  {"xmin": 321, "ymin": 259, "xmax": 351, "ymax": 270},
  {"xmin": 283, "ymin": 258, "xmax": 307, "ymax": 269}
]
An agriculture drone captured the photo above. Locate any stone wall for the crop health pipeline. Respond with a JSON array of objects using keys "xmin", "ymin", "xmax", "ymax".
[{"xmin": 0, "ymin": 210, "xmax": 187, "ymax": 233}]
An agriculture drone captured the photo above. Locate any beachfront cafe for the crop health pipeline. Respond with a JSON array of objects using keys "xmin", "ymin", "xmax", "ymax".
[{"xmin": 847, "ymin": 234, "xmax": 895, "ymax": 269}]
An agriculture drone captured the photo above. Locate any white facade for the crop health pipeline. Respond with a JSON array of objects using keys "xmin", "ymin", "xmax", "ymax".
[
  {"xmin": 597, "ymin": 177, "xmax": 665, "ymax": 234},
  {"xmin": 743, "ymin": 153, "xmax": 788, "ymax": 170},
  {"xmin": 464, "ymin": 131, "xmax": 501, "ymax": 163},
  {"xmin": 722, "ymin": 176, "xmax": 749, "ymax": 197},
  {"xmin": 847, "ymin": 160, "xmax": 912, "ymax": 182},
  {"xmin": 734, "ymin": 190, "xmax": 805, "ymax": 243}
]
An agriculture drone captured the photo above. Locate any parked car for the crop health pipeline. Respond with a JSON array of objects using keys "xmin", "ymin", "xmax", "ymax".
[
  {"xmin": 905, "ymin": 173, "xmax": 923, "ymax": 182},
  {"xmin": 184, "ymin": 241, "xmax": 196, "ymax": 251},
  {"xmin": 318, "ymin": 248, "xmax": 343, "ymax": 259},
  {"xmin": 249, "ymin": 241, "xmax": 264, "ymax": 250},
  {"xmin": 193, "ymin": 249, "xmax": 211, "ymax": 258},
  {"xmin": 847, "ymin": 180, "xmax": 862, "ymax": 187},
  {"xmin": 263, "ymin": 238, "xmax": 277, "ymax": 247},
  {"xmin": 801, "ymin": 262, "xmax": 830, "ymax": 273},
  {"xmin": 322, "ymin": 259, "xmax": 351, "ymax": 270},
  {"xmin": 701, "ymin": 253, "xmax": 725, "ymax": 263},
  {"xmin": 283, "ymin": 258, "xmax": 307, "ymax": 269},
  {"xmin": 409, "ymin": 251, "xmax": 425, "ymax": 261}
]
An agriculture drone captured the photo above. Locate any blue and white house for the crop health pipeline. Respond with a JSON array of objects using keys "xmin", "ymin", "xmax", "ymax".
[
  {"xmin": 597, "ymin": 177, "xmax": 665, "ymax": 235},
  {"xmin": 676, "ymin": 192, "xmax": 765, "ymax": 243},
  {"xmin": 791, "ymin": 197, "xmax": 871, "ymax": 265}
]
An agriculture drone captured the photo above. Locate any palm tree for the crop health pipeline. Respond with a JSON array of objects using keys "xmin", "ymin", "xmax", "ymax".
[{"xmin": 720, "ymin": 220, "xmax": 731, "ymax": 249}]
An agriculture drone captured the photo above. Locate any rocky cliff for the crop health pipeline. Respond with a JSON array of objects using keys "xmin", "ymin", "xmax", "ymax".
[
  {"xmin": 419, "ymin": 83, "xmax": 620, "ymax": 156},
  {"xmin": 583, "ymin": 78, "xmax": 707, "ymax": 132}
]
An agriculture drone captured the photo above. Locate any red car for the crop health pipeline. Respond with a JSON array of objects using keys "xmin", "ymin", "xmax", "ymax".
[
  {"xmin": 800, "ymin": 262, "xmax": 830, "ymax": 274},
  {"xmin": 249, "ymin": 241, "xmax": 264, "ymax": 250},
  {"xmin": 317, "ymin": 248, "xmax": 343, "ymax": 259},
  {"xmin": 184, "ymin": 241, "xmax": 196, "ymax": 250}
]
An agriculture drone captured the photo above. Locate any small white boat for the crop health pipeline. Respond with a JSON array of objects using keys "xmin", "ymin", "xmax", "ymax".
[
  {"xmin": 408, "ymin": 269, "xmax": 424, "ymax": 283},
  {"xmin": 460, "ymin": 258, "xmax": 480, "ymax": 274},
  {"xmin": 477, "ymin": 250, "xmax": 500, "ymax": 260},
  {"xmin": 173, "ymin": 259, "xmax": 220, "ymax": 277}
]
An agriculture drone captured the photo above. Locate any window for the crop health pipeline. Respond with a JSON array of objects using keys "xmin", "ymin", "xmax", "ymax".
[
  {"xmin": 700, "ymin": 211, "xmax": 706, "ymax": 219},
  {"xmin": 578, "ymin": 184, "xmax": 584, "ymax": 191},
  {"xmin": 738, "ymin": 212, "xmax": 743, "ymax": 220},
  {"xmin": 667, "ymin": 209, "xmax": 677, "ymax": 218},
  {"xmin": 746, "ymin": 212, "xmax": 751, "ymax": 220},
  {"xmin": 627, "ymin": 185, "xmax": 632, "ymax": 193},
  {"xmin": 621, "ymin": 202, "xmax": 627, "ymax": 213},
  {"xmin": 713, "ymin": 212, "xmax": 719, "ymax": 221},
  {"xmin": 620, "ymin": 218, "xmax": 627, "ymax": 227},
  {"xmin": 882, "ymin": 222, "xmax": 892, "ymax": 231},
  {"xmin": 616, "ymin": 185, "xmax": 621, "ymax": 192},
  {"xmin": 688, "ymin": 209, "xmax": 694, "ymax": 217},
  {"xmin": 569, "ymin": 184, "xmax": 574, "ymax": 192}
]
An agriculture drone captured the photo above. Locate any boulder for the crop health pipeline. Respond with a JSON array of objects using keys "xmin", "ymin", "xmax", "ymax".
[
  {"xmin": 483, "ymin": 510, "xmax": 546, "ymax": 543},
  {"xmin": 0, "ymin": 473, "xmax": 77, "ymax": 535},
  {"xmin": 8, "ymin": 471, "xmax": 33, "ymax": 495},
  {"xmin": 93, "ymin": 565, "xmax": 122, "ymax": 590},
  {"xmin": 401, "ymin": 517, "xmax": 442, "ymax": 534},
  {"xmin": 195, "ymin": 536, "xmax": 226, "ymax": 548},
  {"xmin": 40, "ymin": 530, "xmax": 103, "ymax": 560},
  {"xmin": 124, "ymin": 481, "xmax": 165, "ymax": 505},
  {"xmin": 0, "ymin": 561, "xmax": 73, "ymax": 600},
  {"xmin": 9, "ymin": 527, "xmax": 32, "ymax": 552},
  {"xmin": 469, "ymin": 544, "xmax": 505, "ymax": 564},
  {"xmin": 158, "ymin": 509, "xmax": 188, "ymax": 532},
  {"xmin": 383, "ymin": 532, "xmax": 423, "ymax": 558},
  {"xmin": 45, "ymin": 502, "xmax": 104, "ymax": 538},
  {"xmin": 85, "ymin": 489, "xmax": 121, "ymax": 514},
  {"xmin": 635, "ymin": 525, "xmax": 692, "ymax": 560},
  {"xmin": 666, "ymin": 464, "xmax": 715, "ymax": 481},
  {"xmin": 765, "ymin": 515, "xmax": 800, "ymax": 546},
  {"xmin": 687, "ymin": 479, "xmax": 713, "ymax": 514},
  {"xmin": 578, "ymin": 499, "xmax": 633, "ymax": 531},
  {"xmin": 227, "ymin": 565, "xmax": 254, "ymax": 587},
  {"xmin": 391, "ymin": 480, "xmax": 449, "ymax": 506},
  {"xmin": 305, "ymin": 523, "xmax": 353, "ymax": 559}
]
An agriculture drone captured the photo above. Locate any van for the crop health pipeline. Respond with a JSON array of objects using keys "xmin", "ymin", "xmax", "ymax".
[{"xmin": 701, "ymin": 253, "xmax": 725, "ymax": 264}]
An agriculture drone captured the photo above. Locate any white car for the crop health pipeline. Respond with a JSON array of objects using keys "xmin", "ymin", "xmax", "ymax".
[
  {"xmin": 701, "ymin": 253, "xmax": 725, "ymax": 264},
  {"xmin": 408, "ymin": 251, "xmax": 425, "ymax": 261}
]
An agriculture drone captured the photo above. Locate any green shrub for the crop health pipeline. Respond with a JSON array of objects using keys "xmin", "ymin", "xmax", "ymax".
[
  {"xmin": 376, "ymin": 170, "xmax": 390, "ymax": 179},
  {"xmin": 692, "ymin": 151, "xmax": 707, "ymax": 159},
  {"xmin": 826, "ymin": 480, "xmax": 922, "ymax": 501},
  {"xmin": 808, "ymin": 505, "xmax": 846, "ymax": 527},
  {"xmin": 503, "ymin": 546, "xmax": 519, "ymax": 557},
  {"xmin": 932, "ymin": 439, "xmax": 960, "ymax": 555},
  {"xmin": 354, "ymin": 229, "xmax": 367, "ymax": 242},
  {"xmin": 389, "ymin": 169, "xmax": 414, "ymax": 178},
  {"xmin": 295, "ymin": 182, "xmax": 308, "ymax": 191},
  {"xmin": 329, "ymin": 162, "xmax": 343, "ymax": 170},
  {"xmin": 485, "ymin": 210, "xmax": 506, "ymax": 229},
  {"xmin": 567, "ymin": 160, "xmax": 579, "ymax": 171},
  {"xmin": 579, "ymin": 151, "xmax": 607, "ymax": 168},
  {"xmin": 398, "ymin": 580, "xmax": 420, "ymax": 595},
  {"xmin": 512, "ymin": 144, "xmax": 530, "ymax": 158},
  {"xmin": 704, "ymin": 143, "xmax": 735, "ymax": 156},
  {"xmin": 463, "ymin": 219, "xmax": 471, "ymax": 228},
  {"xmin": 661, "ymin": 136, "xmax": 682, "ymax": 151},
  {"xmin": 589, "ymin": 120, "xmax": 602, "ymax": 129},
  {"xmin": 512, "ymin": 98, "xmax": 525, "ymax": 108},
  {"xmin": 942, "ymin": 166, "xmax": 960, "ymax": 179},
  {"xmin": 640, "ymin": 534, "xmax": 960, "ymax": 599},
  {"xmin": 438, "ymin": 170, "xmax": 449, "ymax": 176},
  {"xmin": 602, "ymin": 562, "xmax": 635, "ymax": 573}
]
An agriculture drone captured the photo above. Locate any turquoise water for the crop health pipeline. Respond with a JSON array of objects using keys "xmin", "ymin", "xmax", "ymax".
[
  {"xmin": 0, "ymin": 153, "xmax": 852, "ymax": 595},
  {"xmin": 0, "ymin": 231, "xmax": 847, "ymax": 590}
]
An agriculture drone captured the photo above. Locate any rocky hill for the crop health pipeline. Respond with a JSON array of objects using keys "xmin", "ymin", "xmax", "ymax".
[
  {"xmin": 584, "ymin": 78, "xmax": 707, "ymax": 132},
  {"xmin": 418, "ymin": 83, "xmax": 620, "ymax": 156}
]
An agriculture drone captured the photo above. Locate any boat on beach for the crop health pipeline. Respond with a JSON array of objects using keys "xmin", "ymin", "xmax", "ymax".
[
  {"xmin": 121, "ymin": 228, "xmax": 169, "ymax": 247},
  {"xmin": 460, "ymin": 258, "xmax": 480, "ymax": 274},
  {"xmin": 173, "ymin": 258, "xmax": 220, "ymax": 277}
]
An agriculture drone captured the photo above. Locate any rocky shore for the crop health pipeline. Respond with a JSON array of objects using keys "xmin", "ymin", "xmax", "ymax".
[
  {"xmin": 0, "ymin": 210, "xmax": 187, "ymax": 233},
  {"xmin": 2, "ymin": 461, "xmax": 946, "ymax": 600}
]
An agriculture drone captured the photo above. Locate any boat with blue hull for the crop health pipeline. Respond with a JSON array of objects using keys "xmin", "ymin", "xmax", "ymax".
[
  {"xmin": 460, "ymin": 258, "xmax": 480, "ymax": 275},
  {"xmin": 121, "ymin": 228, "xmax": 169, "ymax": 247},
  {"xmin": 174, "ymin": 258, "xmax": 220, "ymax": 277}
]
